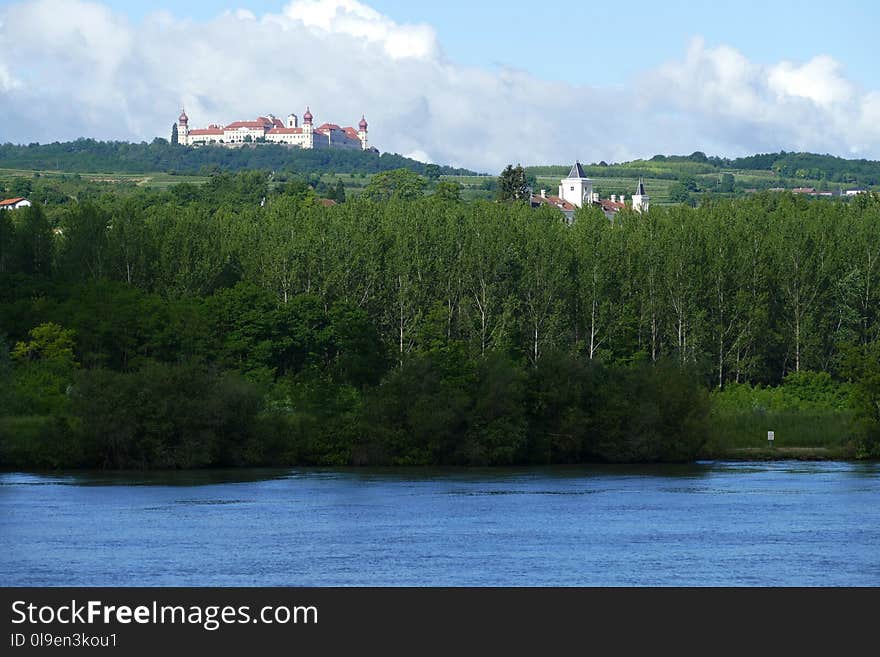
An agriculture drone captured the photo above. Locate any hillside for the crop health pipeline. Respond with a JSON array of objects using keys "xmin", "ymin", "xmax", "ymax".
[
  {"xmin": 524, "ymin": 151, "xmax": 879, "ymax": 205},
  {"xmin": 0, "ymin": 139, "xmax": 477, "ymax": 177}
]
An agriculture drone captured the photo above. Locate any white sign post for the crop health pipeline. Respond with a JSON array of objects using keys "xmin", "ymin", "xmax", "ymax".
[{"xmin": 767, "ymin": 430, "xmax": 775, "ymax": 447}]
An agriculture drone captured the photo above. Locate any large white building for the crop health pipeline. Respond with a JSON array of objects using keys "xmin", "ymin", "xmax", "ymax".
[
  {"xmin": 176, "ymin": 108, "xmax": 370, "ymax": 150},
  {"xmin": 558, "ymin": 162, "xmax": 594, "ymax": 208}
]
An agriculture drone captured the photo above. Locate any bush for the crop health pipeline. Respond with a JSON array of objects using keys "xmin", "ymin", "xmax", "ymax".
[
  {"xmin": 589, "ymin": 361, "xmax": 710, "ymax": 462},
  {"xmin": 69, "ymin": 361, "xmax": 263, "ymax": 468},
  {"xmin": 0, "ymin": 415, "xmax": 82, "ymax": 469}
]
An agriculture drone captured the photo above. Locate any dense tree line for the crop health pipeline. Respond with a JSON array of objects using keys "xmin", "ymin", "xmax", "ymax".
[
  {"xmin": 727, "ymin": 152, "xmax": 880, "ymax": 185},
  {"xmin": 0, "ymin": 139, "xmax": 476, "ymax": 176},
  {"xmin": 1, "ymin": 178, "xmax": 879, "ymax": 467}
]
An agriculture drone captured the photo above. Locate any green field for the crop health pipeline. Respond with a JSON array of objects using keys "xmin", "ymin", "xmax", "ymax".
[{"xmin": 0, "ymin": 167, "xmax": 210, "ymax": 189}]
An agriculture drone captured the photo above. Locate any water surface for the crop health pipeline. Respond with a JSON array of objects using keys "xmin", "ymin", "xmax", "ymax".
[{"xmin": 2, "ymin": 462, "xmax": 878, "ymax": 586}]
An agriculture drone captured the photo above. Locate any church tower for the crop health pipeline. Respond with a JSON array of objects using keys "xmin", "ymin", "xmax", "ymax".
[
  {"xmin": 632, "ymin": 178, "xmax": 649, "ymax": 213},
  {"xmin": 357, "ymin": 115, "xmax": 368, "ymax": 150},
  {"xmin": 558, "ymin": 162, "xmax": 593, "ymax": 208},
  {"xmin": 303, "ymin": 106, "xmax": 314, "ymax": 148},
  {"xmin": 177, "ymin": 108, "xmax": 189, "ymax": 146}
]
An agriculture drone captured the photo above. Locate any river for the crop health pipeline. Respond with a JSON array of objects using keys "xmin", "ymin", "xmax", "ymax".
[{"xmin": 2, "ymin": 461, "xmax": 878, "ymax": 586}]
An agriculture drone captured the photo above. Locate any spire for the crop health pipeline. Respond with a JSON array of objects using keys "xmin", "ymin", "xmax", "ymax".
[
  {"xmin": 636, "ymin": 178, "xmax": 646, "ymax": 196},
  {"xmin": 567, "ymin": 161, "xmax": 587, "ymax": 179}
]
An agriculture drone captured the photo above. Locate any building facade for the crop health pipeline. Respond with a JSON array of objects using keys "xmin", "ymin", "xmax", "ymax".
[
  {"xmin": 558, "ymin": 162, "xmax": 594, "ymax": 208},
  {"xmin": 176, "ymin": 108, "xmax": 370, "ymax": 150},
  {"xmin": 0, "ymin": 197, "xmax": 31, "ymax": 210}
]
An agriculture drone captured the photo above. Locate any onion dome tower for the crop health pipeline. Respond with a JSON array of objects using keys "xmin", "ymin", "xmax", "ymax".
[{"xmin": 357, "ymin": 115, "xmax": 368, "ymax": 150}]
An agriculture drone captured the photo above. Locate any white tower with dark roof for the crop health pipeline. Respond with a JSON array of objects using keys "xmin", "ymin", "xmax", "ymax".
[
  {"xmin": 632, "ymin": 178, "xmax": 649, "ymax": 213},
  {"xmin": 558, "ymin": 162, "xmax": 593, "ymax": 209}
]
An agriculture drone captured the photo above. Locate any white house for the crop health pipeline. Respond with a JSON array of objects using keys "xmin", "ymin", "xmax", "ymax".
[{"xmin": 0, "ymin": 197, "xmax": 31, "ymax": 210}]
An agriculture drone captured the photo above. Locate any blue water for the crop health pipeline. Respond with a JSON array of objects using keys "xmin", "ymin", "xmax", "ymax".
[{"xmin": 2, "ymin": 462, "xmax": 878, "ymax": 586}]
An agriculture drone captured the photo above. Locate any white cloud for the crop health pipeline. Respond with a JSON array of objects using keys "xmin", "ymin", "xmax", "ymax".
[
  {"xmin": 404, "ymin": 149, "xmax": 431, "ymax": 163},
  {"xmin": 281, "ymin": 0, "xmax": 438, "ymax": 60},
  {"xmin": 0, "ymin": 1, "xmax": 878, "ymax": 170},
  {"xmin": 768, "ymin": 56, "xmax": 854, "ymax": 108},
  {"xmin": 640, "ymin": 38, "xmax": 875, "ymax": 159}
]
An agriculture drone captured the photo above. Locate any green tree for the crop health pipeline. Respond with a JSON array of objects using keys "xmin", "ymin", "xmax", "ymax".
[
  {"xmin": 57, "ymin": 202, "xmax": 109, "ymax": 281},
  {"xmin": 720, "ymin": 173, "xmax": 735, "ymax": 193},
  {"xmin": 11, "ymin": 323, "xmax": 79, "ymax": 415},
  {"xmin": 497, "ymin": 164, "xmax": 529, "ymax": 202},
  {"xmin": 332, "ymin": 179, "xmax": 346, "ymax": 204},
  {"xmin": 171, "ymin": 123, "xmax": 179, "ymax": 146},
  {"xmin": 70, "ymin": 361, "xmax": 263, "ymax": 468},
  {"xmin": 107, "ymin": 202, "xmax": 154, "ymax": 287},
  {"xmin": 424, "ymin": 164, "xmax": 442, "ymax": 181},
  {"xmin": 0, "ymin": 208, "xmax": 13, "ymax": 273},
  {"xmin": 431, "ymin": 181, "xmax": 461, "ymax": 202},
  {"xmin": 362, "ymin": 169, "xmax": 427, "ymax": 202},
  {"xmin": 842, "ymin": 341, "xmax": 880, "ymax": 457},
  {"xmin": 668, "ymin": 183, "xmax": 692, "ymax": 205},
  {"xmin": 11, "ymin": 203, "xmax": 53, "ymax": 276},
  {"xmin": 571, "ymin": 208, "xmax": 623, "ymax": 360}
]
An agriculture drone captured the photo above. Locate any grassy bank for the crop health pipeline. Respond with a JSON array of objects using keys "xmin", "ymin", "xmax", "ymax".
[
  {"xmin": 701, "ymin": 408, "xmax": 857, "ymax": 459},
  {"xmin": 701, "ymin": 373, "xmax": 860, "ymax": 459}
]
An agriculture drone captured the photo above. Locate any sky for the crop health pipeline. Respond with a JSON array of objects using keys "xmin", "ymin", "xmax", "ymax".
[{"xmin": 0, "ymin": 0, "xmax": 878, "ymax": 171}]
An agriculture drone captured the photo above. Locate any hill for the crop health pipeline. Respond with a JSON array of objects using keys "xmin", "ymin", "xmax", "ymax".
[
  {"xmin": 0, "ymin": 139, "xmax": 477, "ymax": 177},
  {"xmin": 524, "ymin": 151, "xmax": 879, "ymax": 205},
  {"xmin": 528, "ymin": 151, "xmax": 880, "ymax": 186}
]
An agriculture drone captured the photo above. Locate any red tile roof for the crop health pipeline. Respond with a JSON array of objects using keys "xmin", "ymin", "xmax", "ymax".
[
  {"xmin": 189, "ymin": 128, "xmax": 224, "ymax": 135},
  {"xmin": 267, "ymin": 127, "xmax": 304, "ymax": 134},
  {"xmin": 343, "ymin": 127, "xmax": 360, "ymax": 140},
  {"xmin": 0, "ymin": 197, "xmax": 26, "ymax": 207},
  {"xmin": 531, "ymin": 194, "xmax": 575, "ymax": 211},
  {"xmin": 598, "ymin": 200, "xmax": 626, "ymax": 211},
  {"xmin": 319, "ymin": 199, "xmax": 337, "ymax": 207},
  {"xmin": 316, "ymin": 123, "xmax": 341, "ymax": 131},
  {"xmin": 225, "ymin": 120, "xmax": 272, "ymax": 129}
]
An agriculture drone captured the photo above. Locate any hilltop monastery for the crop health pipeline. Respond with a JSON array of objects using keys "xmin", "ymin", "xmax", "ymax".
[{"xmin": 176, "ymin": 108, "xmax": 371, "ymax": 150}]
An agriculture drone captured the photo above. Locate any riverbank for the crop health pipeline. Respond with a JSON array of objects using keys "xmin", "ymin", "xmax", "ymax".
[
  {"xmin": 703, "ymin": 446, "xmax": 857, "ymax": 461},
  {"xmin": 0, "ymin": 392, "xmax": 877, "ymax": 471}
]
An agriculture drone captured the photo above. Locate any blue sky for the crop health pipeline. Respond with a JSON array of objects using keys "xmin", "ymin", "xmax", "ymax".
[{"xmin": 1, "ymin": 0, "xmax": 879, "ymax": 170}]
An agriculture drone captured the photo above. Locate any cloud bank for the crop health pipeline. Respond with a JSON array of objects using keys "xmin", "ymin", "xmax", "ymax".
[{"xmin": 1, "ymin": 0, "xmax": 878, "ymax": 171}]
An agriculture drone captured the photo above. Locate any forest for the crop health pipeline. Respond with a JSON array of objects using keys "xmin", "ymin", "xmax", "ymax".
[
  {"xmin": 0, "ymin": 139, "xmax": 476, "ymax": 177},
  {"xmin": 1, "ymin": 170, "xmax": 879, "ymax": 468}
]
